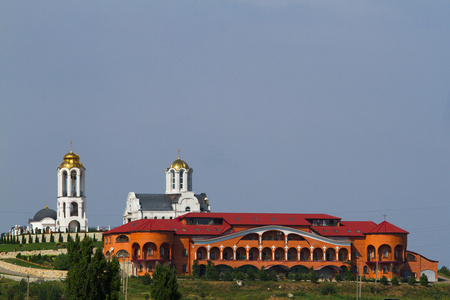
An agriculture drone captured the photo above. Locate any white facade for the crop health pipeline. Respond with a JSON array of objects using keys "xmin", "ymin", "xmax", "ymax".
[{"xmin": 123, "ymin": 155, "xmax": 210, "ymax": 224}]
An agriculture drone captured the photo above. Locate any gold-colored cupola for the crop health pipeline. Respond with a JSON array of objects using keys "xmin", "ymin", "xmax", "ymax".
[
  {"xmin": 58, "ymin": 142, "xmax": 85, "ymax": 170},
  {"xmin": 169, "ymin": 150, "xmax": 189, "ymax": 171}
]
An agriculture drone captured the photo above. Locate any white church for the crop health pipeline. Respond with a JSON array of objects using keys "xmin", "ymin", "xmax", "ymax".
[
  {"xmin": 123, "ymin": 152, "xmax": 210, "ymax": 223},
  {"xmin": 28, "ymin": 145, "xmax": 88, "ymax": 233}
]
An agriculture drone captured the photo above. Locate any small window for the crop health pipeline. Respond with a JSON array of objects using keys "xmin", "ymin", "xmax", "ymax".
[
  {"xmin": 170, "ymin": 217, "xmax": 173, "ymax": 219},
  {"xmin": 334, "ymin": 230, "xmax": 338, "ymax": 233},
  {"xmin": 364, "ymin": 266, "xmax": 368, "ymax": 273},
  {"xmin": 206, "ymin": 228, "xmax": 210, "ymax": 231},
  {"xmin": 144, "ymin": 216, "xmax": 147, "ymax": 219},
  {"xmin": 148, "ymin": 264, "xmax": 153, "ymax": 272},
  {"xmin": 182, "ymin": 228, "xmax": 187, "ymax": 231},
  {"xmin": 356, "ymin": 230, "xmax": 360, "ymax": 233},
  {"xmin": 383, "ymin": 266, "xmax": 388, "ymax": 274},
  {"xmin": 183, "ymin": 249, "xmax": 188, "ymax": 256},
  {"xmin": 254, "ymin": 217, "xmax": 258, "ymax": 220},
  {"xmin": 323, "ymin": 229, "xmax": 328, "ymax": 232},
  {"xmin": 383, "ymin": 250, "xmax": 388, "ymax": 258},
  {"xmin": 154, "ymin": 216, "xmax": 157, "ymax": 219},
  {"xmin": 195, "ymin": 228, "xmax": 200, "ymax": 231},
  {"xmin": 182, "ymin": 264, "xmax": 187, "ymax": 272},
  {"xmin": 271, "ymin": 218, "xmax": 275, "ymax": 220},
  {"xmin": 162, "ymin": 216, "xmax": 165, "ymax": 219},
  {"xmin": 289, "ymin": 218, "xmax": 293, "ymax": 221},
  {"xmin": 139, "ymin": 264, "xmax": 143, "ymax": 272},
  {"xmin": 347, "ymin": 230, "xmax": 352, "ymax": 233},
  {"xmin": 148, "ymin": 248, "xmax": 153, "ymax": 256},
  {"xmin": 236, "ymin": 217, "xmax": 240, "ymax": 220},
  {"xmin": 131, "ymin": 223, "xmax": 137, "ymax": 227},
  {"xmin": 215, "ymin": 228, "xmax": 220, "ymax": 231},
  {"xmin": 185, "ymin": 207, "xmax": 191, "ymax": 212}
]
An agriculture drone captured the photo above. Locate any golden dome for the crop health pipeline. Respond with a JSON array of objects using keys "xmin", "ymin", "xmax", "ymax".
[
  {"xmin": 58, "ymin": 147, "xmax": 85, "ymax": 170},
  {"xmin": 169, "ymin": 150, "xmax": 189, "ymax": 171}
]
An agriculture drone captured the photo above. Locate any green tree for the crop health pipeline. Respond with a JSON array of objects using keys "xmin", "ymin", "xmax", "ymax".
[
  {"xmin": 50, "ymin": 233, "xmax": 54, "ymax": 242},
  {"xmin": 205, "ymin": 261, "xmax": 219, "ymax": 280},
  {"xmin": 35, "ymin": 236, "xmax": 39, "ymax": 243},
  {"xmin": 259, "ymin": 266, "xmax": 268, "ymax": 281},
  {"xmin": 420, "ymin": 273, "xmax": 428, "ymax": 286},
  {"xmin": 246, "ymin": 268, "xmax": 256, "ymax": 281},
  {"xmin": 309, "ymin": 266, "xmax": 318, "ymax": 283},
  {"xmin": 334, "ymin": 273, "xmax": 342, "ymax": 282},
  {"xmin": 408, "ymin": 275, "xmax": 415, "ymax": 285},
  {"xmin": 65, "ymin": 236, "xmax": 120, "ymax": 300},
  {"xmin": 42, "ymin": 233, "xmax": 46, "ymax": 243},
  {"xmin": 391, "ymin": 275, "xmax": 399, "ymax": 286},
  {"xmin": 21, "ymin": 235, "xmax": 26, "ymax": 244},
  {"xmin": 380, "ymin": 275, "xmax": 388, "ymax": 285},
  {"xmin": 222, "ymin": 269, "xmax": 233, "ymax": 281},
  {"xmin": 149, "ymin": 263, "xmax": 181, "ymax": 300},
  {"xmin": 58, "ymin": 233, "xmax": 63, "ymax": 243},
  {"xmin": 439, "ymin": 266, "xmax": 450, "ymax": 277},
  {"xmin": 53, "ymin": 253, "xmax": 69, "ymax": 270},
  {"xmin": 192, "ymin": 260, "xmax": 199, "ymax": 278}
]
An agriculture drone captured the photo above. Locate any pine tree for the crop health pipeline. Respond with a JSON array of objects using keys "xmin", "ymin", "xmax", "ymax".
[
  {"xmin": 149, "ymin": 264, "xmax": 181, "ymax": 300},
  {"xmin": 42, "ymin": 233, "xmax": 46, "ymax": 243},
  {"xmin": 50, "ymin": 233, "xmax": 54, "ymax": 243},
  {"xmin": 66, "ymin": 236, "xmax": 120, "ymax": 300},
  {"xmin": 21, "ymin": 235, "xmax": 26, "ymax": 244},
  {"xmin": 59, "ymin": 233, "xmax": 63, "ymax": 243}
]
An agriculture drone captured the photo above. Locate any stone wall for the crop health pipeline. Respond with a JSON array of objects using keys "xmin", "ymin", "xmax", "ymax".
[{"xmin": 0, "ymin": 260, "xmax": 67, "ymax": 279}]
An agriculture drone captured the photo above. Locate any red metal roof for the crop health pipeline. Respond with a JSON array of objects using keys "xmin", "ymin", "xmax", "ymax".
[
  {"xmin": 182, "ymin": 212, "xmax": 340, "ymax": 227},
  {"xmin": 104, "ymin": 218, "xmax": 230, "ymax": 236},
  {"xmin": 366, "ymin": 221, "xmax": 409, "ymax": 234},
  {"xmin": 311, "ymin": 221, "xmax": 377, "ymax": 237}
]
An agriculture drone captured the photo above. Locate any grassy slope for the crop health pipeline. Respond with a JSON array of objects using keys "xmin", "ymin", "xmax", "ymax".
[
  {"xmin": 0, "ymin": 241, "xmax": 103, "ymax": 253},
  {"xmin": 0, "ymin": 258, "xmax": 52, "ymax": 269},
  {"xmin": 124, "ymin": 277, "xmax": 450, "ymax": 300}
]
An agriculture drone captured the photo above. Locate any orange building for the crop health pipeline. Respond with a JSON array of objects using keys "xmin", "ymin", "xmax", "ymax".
[{"xmin": 104, "ymin": 212, "xmax": 438, "ymax": 282}]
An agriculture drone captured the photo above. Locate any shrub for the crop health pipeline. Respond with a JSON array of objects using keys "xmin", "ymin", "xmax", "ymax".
[
  {"xmin": 380, "ymin": 275, "xmax": 388, "ymax": 285},
  {"xmin": 259, "ymin": 266, "xmax": 269, "ymax": 281},
  {"xmin": 309, "ymin": 267, "xmax": 318, "ymax": 283},
  {"xmin": 334, "ymin": 273, "xmax": 342, "ymax": 282},
  {"xmin": 141, "ymin": 273, "xmax": 152, "ymax": 285},
  {"xmin": 222, "ymin": 269, "xmax": 233, "ymax": 281},
  {"xmin": 268, "ymin": 271, "xmax": 278, "ymax": 281},
  {"xmin": 439, "ymin": 266, "xmax": 450, "ymax": 277},
  {"xmin": 408, "ymin": 275, "xmax": 416, "ymax": 285},
  {"xmin": 246, "ymin": 269, "xmax": 256, "ymax": 281},
  {"xmin": 420, "ymin": 273, "xmax": 428, "ymax": 286},
  {"xmin": 320, "ymin": 283, "xmax": 336, "ymax": 295},
  {"xmin": 53, "ymin": 253, "xmax": 68, "ymax": 270},
  {"xmin": 234, "ymin": 270, "xmax": 245, "ymax": 280},
  {"xmin": 294, "ymin": 273, "xmax": 303, "ymax": 281},
  {"xmin": 391, "ymin": 275, "xmax": 399, "ymax": 286}
]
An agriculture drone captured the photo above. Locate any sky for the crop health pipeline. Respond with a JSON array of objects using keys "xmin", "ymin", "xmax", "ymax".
[{"xmin": 1, "ymin": 1, "xmax": 450, "ymax": 267}]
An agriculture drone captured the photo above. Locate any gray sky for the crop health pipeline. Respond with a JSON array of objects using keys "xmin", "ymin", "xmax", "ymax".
[{"xmin": 1, "ymin": 1, "xmax": 450, "ymax": 267}]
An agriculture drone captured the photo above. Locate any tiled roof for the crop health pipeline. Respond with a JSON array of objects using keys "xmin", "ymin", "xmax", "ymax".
[
  {"xmin": 366, "ymin": 221, "xmax": 409, "ymax": 234},
  {"xmin": 182, "ymin": 212, "xmax": 340, "ymax": 227},
  {"xmin": 135, "ymin": 194, "xmax": 178, "ymax": 211},
  {"xmin": 104, "ymin": 218, "xmax": 230, "ymax": 236},
  {"xmin": 311, "ymin": 221, "xmax": 377, "ymax": 237}
]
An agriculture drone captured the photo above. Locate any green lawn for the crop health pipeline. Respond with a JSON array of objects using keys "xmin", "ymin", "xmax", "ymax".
[
  {"xmin": 0, "ymin": 241, "xmax": 103, "ymax": 253},
  {"xmin": 0, "ymin": 258, "xmax": 52, "ymax": 269}
]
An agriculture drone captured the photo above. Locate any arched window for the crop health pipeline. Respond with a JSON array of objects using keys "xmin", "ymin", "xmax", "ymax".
[
  {"xmin": 171, "ymin": 170, "xmax": 175, "ymax": 188},
  {"xmin": 364, "ymin": 266, "xmax": 368, "ymax": 274},
  {"xmin": 180, "ymin": 170, "xmax": 184, "ymax": 189},
  {"xmin": 116, "ymin": 235, "xmax": 129, "ymax": 243},
  {"xmin": 185, "ymin": 206, "xmax": 190, "ymax": 212}
]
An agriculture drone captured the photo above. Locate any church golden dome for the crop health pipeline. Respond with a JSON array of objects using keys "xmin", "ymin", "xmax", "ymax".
[
  {"xmin": 58, "ymin": 144, "xmax": 85, "ymax": 170},
  {"xmin": 169, "ymin": 151, "xmax": 189, "ymax": 171}
]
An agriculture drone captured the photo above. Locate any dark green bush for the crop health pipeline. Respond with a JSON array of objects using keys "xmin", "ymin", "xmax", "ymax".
[
  {"xmin": 391, "ymin": 275, "xmax": 399, "ymax": 286},
  {"xmin": 380, "ymin": 275, "xmax": 388, "ymax": 285},
  {"xmin": 320, "ymin": 283, "xmax": 336, "ymax": 295},
  {"xmin": 420, "ymin": 273, "xmax": 428, "ymax": 286},
  {"xmin": 408, "ymin": 276, "xmax": 416, "ymax": 285}
]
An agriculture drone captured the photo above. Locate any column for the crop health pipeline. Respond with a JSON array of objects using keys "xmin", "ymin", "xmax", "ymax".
[
  {"xmin": 67, "ymin": 175, "xmax": 72, "ymax": 197},
  {"xmin": 76, "ymin": 172, "xmax": 81, "ymax": 196}
]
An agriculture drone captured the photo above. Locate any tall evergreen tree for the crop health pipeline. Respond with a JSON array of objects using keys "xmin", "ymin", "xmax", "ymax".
[
  {"xmin": 149, "ymin": 264, "xmax": 181, "ymax": 300},
  {"xmin": 66, "ymin": 236, "xmax": 120, "ymax": 300}
]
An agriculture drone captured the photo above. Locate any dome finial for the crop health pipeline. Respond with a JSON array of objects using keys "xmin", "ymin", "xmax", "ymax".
[
  {"xmin": 178, "ymin": 148, "xmax": 181, "ymax": 159},
  {"xmin": 70, "ymin": 140, "xmax": 73, "ymax": 153}
]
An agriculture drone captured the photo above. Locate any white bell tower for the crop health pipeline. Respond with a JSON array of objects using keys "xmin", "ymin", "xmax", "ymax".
[
  {"xmin": 165, "ymin": 150, "xmax": 193, "ymax": 194},
  {"xmin": 56, "ymin": 142, "xmax": 88, "ymax": 232}
]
